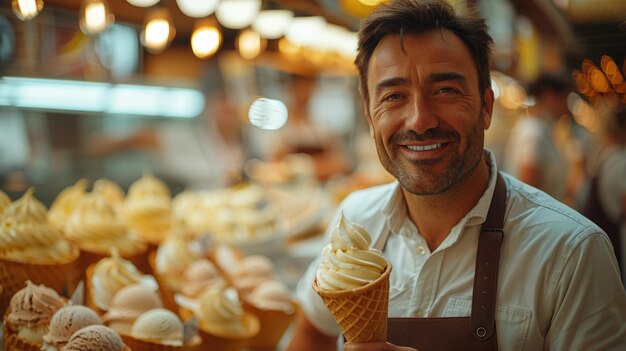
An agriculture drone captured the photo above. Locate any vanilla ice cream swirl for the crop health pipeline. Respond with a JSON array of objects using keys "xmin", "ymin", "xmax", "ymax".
[
  {"xmin": 0, "ymin": 189, "xmax": 76, "ymax": 263},
  {"xmin": 316, "ymin": 213, "xmax": 387, "ymax": 291},
  {"xmin": 123, "ymin": 173, "xmax": 172, "ymax": 243},
  {"xmin": 197, "ymin": 283, "xmax": 246, "ymax": 335}
]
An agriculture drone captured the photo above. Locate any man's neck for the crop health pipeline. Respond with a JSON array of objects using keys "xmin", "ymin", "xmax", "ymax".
[{"xmin": 402, "ymin": 156, "xmax": 491, "ymax": 251}]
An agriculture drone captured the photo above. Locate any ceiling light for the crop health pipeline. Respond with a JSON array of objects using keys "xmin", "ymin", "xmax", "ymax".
[
  {"xmin": 285, "ymin": 16, "xmax": 326, "ymax": 47},
  {"xmin": 176, "ymin": 0, "xmax": 220, "ymax": 18},
  {"xmin": 237, "ymin": 29, "xmax": 266, "ymax": 60},
  {"xmin": 191, "ymin": 20, "xmax": 222, "ymax": 59},
  {"xmin": 252, "ymin": 9, "xmax": 293, "ymax": 39},
  {"xmin": 141, "ymin": 7, "xmax": 176, "ymax": 54},
  {"xmin": 126, "ymin": 0, "xmax": 160, "ymax": 7},
  {"xmin": 11, "ymin": 0, "xmax": 43, "ymax": 21},
  {"xmin": 79, "ymin": 0, "xmax": 115, "ymax": 36},
  {"xmin": 215, "ymin": 0, "xmax": 262, "ymax": 29}
]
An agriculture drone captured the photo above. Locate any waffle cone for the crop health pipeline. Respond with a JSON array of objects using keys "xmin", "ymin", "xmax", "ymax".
[
  {"xmin": 148, "ymin": 251, "xmax": 180, "ymax": 312},
  {"xmin": 3, "ymin": 308, "xmax": 45, "ymax": 351},
  {"xmin": 313, "ymin": 264, "xmax": 391, "ymax": 342},
  {"xmin": 0, "ymin": 245, "xmax": 79, "ymax": 316},
  {"xmin": 179, "ymin": 307, "xmax": 259, "ymax": 351},
  {"xmin": 242, "ymin": 298, "xmax": 297, "ymax": 350},
  {"xmin": 68, "ymin": 247, "xmax": 150, "ymax": 295}
]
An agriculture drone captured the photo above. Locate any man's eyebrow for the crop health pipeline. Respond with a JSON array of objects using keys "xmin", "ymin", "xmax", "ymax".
[
  {"xmin": 426, "ymin": 71, "xmax": 467, "ymax": 85},
  {"xmin": 374, "ymin": 77, "xmax": 410, "ymax": 97}
]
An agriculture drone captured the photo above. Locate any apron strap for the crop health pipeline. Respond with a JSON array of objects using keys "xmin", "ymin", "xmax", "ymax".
[{"xmin": 470, "ymin": 172, "xmax": 506, "ymax": 342}]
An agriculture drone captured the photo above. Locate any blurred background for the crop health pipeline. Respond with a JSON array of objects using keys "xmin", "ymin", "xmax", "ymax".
[{"xmin": 1, "ymin": 0, "xmax": 625, "ymax": 284}]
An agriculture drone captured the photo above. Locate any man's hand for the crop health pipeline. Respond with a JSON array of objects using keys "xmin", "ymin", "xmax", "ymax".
[{"xmin": 344, "ymin": 341, "xmax": 418, "ymax": 351}]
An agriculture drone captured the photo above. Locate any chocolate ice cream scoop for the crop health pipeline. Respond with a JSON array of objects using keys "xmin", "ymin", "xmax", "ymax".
[
  {"xmin": 63, "ymin": 325, "xmax": 126, "ymax": 351},
  {"xmin": 43, "ymin": 305, "xmax": 102, "ymax": 349}
]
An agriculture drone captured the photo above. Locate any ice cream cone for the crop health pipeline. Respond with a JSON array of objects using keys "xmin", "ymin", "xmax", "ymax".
[
  {"xmin": 68, "ymin": 247, "xmax": 150, "ymax": 295},
  {"xmin": 0, "ymin": 245, "xmax": 79, "ymax": 316},
  {"xmin": 179, "ymin": 307, "xmax": 259, "ymax": 351},
  {"xmin": 313, "ymin": 264, "xmax": 391, "ymax": 342},
  {"xmin": 2, "ymin": 308, "xmax": 44, "ymax": 351},
  {"xmin": 242, "ymin": 299, "xmax": 298, "ymax": 350},
  {"xmin": 148, "ymin": 251, "xmax": 180, "ymax": 313}
]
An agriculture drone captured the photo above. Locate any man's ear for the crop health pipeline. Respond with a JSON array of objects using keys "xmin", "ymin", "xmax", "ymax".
[{"xmin": 482, "ymin": 87, "xmax": 495, "ymax": 130}]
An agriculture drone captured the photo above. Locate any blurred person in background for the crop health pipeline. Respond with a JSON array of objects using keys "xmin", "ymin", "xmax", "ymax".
[
  {"xmin": 271, "ymin": 74, "xmax": 351, "ymax": 181},
  {"xmin": 87, "ymin": 60, "xmax": 248, "ymax": 190},
  {"xmin": 502, "ymin": 73, "xmax": 571, "ymax": 202},
  {"xmin": 582, "ymin": 105, "xmax": 626, "ymax": 282},
  {"xmin": 286, "ymin": 1, "xmax": 626, "ymax": 350}
]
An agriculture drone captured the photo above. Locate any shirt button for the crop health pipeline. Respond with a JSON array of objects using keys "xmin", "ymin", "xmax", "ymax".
[{"xmin": 417, "ymin": 246, "xmax": 427, "ymax": 255}]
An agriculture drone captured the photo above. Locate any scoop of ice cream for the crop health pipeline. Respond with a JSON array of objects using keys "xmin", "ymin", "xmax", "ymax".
[
  {"xmin": 91, "ymin": 250, "xmax": 157, "ymax": 311},
  {"xmin": 315, "ymin": 213, "xmax": 387, "ymax": 291},
  {"xmin": 65, "ymin": 190, "xmax": 145, "ymax": 256},
  {"xmin": 129, "ymin": 308, "xmax": 183, "ymax": 346},
  {"xmin": 122, "ymin": 173, "xmax": 172, "ymax": 244},
  {"xmin": 0, "ymin": 188, "xmax": 77, "ymax": 264},
  {"xmin": 48, "ymin": 179, "xmax": 88, "ymax": 232},
  {"xmin": 103, "ymin": 284, "xmax": 163, "ymax": 335},
  {"xmin": 0, "ymin": 189, "xmax": 11, "ymax": 216},
  {"xmin": 93, "ymin": 178, "xmax": 125, "ymax": 214},
  {"xmin": 196, "ymin": 282, "xmax": 246, "ymax": 335},
  {"xmin": 63, "ymin": 325, "xmax": 126, "ymax": 351},
  {"xmin": 181, "ymin": 259, "xmax": 225, "ymax": 298},
  {"xmin": 43, "ymin": 305, "xmax": 103, "ymax": 349},
  {"xmin": 248, "ymin": 280, "xmax": 294, "ymax": 313},
  {"xmin": 232, "ymin": 255, "xmax": 275, "ymax": 295},
  {"xmin": 154, "ymin": 227, "xmax": 202, "ymax": 289},
  {"xmin": 7, "ymin": 280, "xmax": 67, "ymax": 344}
]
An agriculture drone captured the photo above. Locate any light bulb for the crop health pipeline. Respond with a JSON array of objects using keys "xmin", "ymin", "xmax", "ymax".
[
  {"xmin": 252, "ymin": 9, "xmax": 293, "ymax": 39},
  {"xmin": 176, "ymin": 0, "xmax": 220, "ymax": 18},
  {"xmin": 126, "ymin": 0, "xmax": 160, "ymax": 7},
  {"xmin": 141, "ymin": 8, "xmax": 176, "ymax": 54},
  {"xmin": 236, "ymin": 29, "xmax": 266, "ymax": 60},
  {"xmin": 79, "ymin": 0, "xmax": 115, "ymax": 35},
  {"xmin": 191, "ymin": 20, "xmax": 222, "ymax": 59},
  {"xmin": 215, "ymin": 0, "xmax": 261, "ymax": 29},
  {"xmin": 11, "ymin": 0, "xmax": 43, "ymax": 21}
]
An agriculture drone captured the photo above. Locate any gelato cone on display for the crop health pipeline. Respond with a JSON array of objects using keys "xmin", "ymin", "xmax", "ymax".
[
  {"xmin": 3, "ymin": 280, "xmax": 68, "ymax": 351},
  {"xmin": 86, "ymin": 249, "xmax": 158, "ymax": 315},
  {"xmin": 48, "ymin": 179, "xmax": 88, "ymax": 232},
  {"xmin": 313, "ymin": 212, "xmax": 391, "ymax": 342},
  {"xmin": 126, "ymin": 308, "xmax": 184, "ymax": 346},
  {"xmin": 209, "ymin": 244, "xmax": 245, "ymax": 279},
  {"xmin": 0, "ymin": 189, "xmax": 79, "ymax": 316},
  {"xmin": 62, "ymin": 325, "xmax": 130, "ymax": 351},
  {"xmin": 93, "ymin": 178, "xmax": 125, "ymax": 215},
  {"xmin": 122, "ymin": 173, "xmax": 173, "ymax": 246},
  {"xmin": 178, "ymin": 282, "xmax": 259, "ymax": 351},
  {"xmin": 180, "ymin": 259, "xmax": 226, "ymax": 299},
  {"xmin": 231, "ymin": 255, "xmax": 276, "ymax": 296},
  {"xmin": 244, "ymin": 280, "xmax": 297, "ymax": 350},
  {"xmin": 0, "ymin": 189, "xmax": 11, "ymax": 215},
  {"xmin": 103, "ymin": 284, "xmax": 163, "ymax": 335},
  {"xmin": 65, "ymin": 188, "xmax": 148, "ymax": 291},
  {"xmin": 42, "ymin": 305, "xmax": 103, "ymax": 350}
]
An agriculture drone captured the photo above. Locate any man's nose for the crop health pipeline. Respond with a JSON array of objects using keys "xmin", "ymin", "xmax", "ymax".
[{"xmin": 406, "ymin": 97, "xmax": 438, "ymax": 134}]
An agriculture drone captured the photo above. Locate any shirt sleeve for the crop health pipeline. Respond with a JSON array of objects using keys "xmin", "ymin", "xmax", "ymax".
[{"xmin": 545, "ymin": 229, "xmax": 626, "ymax": 350}]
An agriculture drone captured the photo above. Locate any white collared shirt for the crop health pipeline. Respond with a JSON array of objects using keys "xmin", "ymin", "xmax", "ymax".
[{"xmin": 295, "ymin": 151, "xmax": 626, "ymax": 350}]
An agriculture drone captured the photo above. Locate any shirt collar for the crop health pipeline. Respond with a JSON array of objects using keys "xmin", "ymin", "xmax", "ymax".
[{"xmin": 380, "ymin": 150, "xmax": 499, "ymax": 243}]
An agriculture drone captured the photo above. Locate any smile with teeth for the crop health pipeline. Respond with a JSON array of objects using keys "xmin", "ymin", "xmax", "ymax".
[{"xmin": 406, "ymin": 143, "xmax": 442, "ymax": 151}]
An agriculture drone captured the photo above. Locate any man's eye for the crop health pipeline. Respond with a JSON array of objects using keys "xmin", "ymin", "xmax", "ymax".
[
  {"xmin": 437, "ymin": 87, "xmax": 457, "ymax": 94},
  {"xmin": 384, "ymin": 93, "xmax": 402, "ymax": 101}
]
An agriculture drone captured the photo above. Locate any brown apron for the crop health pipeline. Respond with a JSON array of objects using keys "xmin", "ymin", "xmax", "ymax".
[{"xmin": 373, "ymin": 173, "xmax": 507, "ymax": 351}]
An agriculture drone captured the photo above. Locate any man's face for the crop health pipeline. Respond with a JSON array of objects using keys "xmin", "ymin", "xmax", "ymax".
[{"xmin": 365, "ymin": 30, "xmax": 493, "ymax": 195}]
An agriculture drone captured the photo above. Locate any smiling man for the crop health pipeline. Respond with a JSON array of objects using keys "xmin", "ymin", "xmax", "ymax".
[{"xmin": 285, "ymin": 1, "xmax": 626, "ymax": 351}]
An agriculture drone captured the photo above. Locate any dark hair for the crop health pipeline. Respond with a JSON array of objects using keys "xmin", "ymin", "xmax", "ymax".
[
  {"xmin": 526, "ymin": 73, "xmax": 572, "ymax": 98},
  {"xmin": 355, "ymin": 0, "xmax": 493, "ymax": 105}
]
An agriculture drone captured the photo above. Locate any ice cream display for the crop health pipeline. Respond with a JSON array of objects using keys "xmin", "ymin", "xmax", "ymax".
[
  {"xmin": 231, "ymin": 255, "xmax": 276, "ymax": 296},
  {"xmin": 153, "ymin": 227, "xmax": 202, "ymax": 290},
  {"xmin": 62, "ymin": 325, "xmax": 128, "ymax": 351},
  {"xmin": 179, "ymin": 282, "xmax": 259, "ymax": 351},
  {"xmin": 87, "ymin": 249, "xmax": 157, "ymax": 313},
  {"xmin": 48, "ymin": 179, "xmax": 88, "ymax": 232},
  {"xmin": 2, "ymin": 281, "xmax": 67, "ymax": 351},
  {"xmin": 129, "ymin": 308, "xmax": 184, "ymax": 346},
  {"xmin": 93, "ymin": 178, "xmax": 125, "ymax": 215},
  {"xmin": 180, "ymin": 259, "xmax": 225, "ymax": 299},
  {"xmin": 244, "ymin": 279, "xmax": 297, "ymax": 350},
  {"xmin": 103, "ymin": 284, "xmax": 163, "ymax": 335},
  {"xmin": 42, "ymin": 305, "xmax": 103, "ymax": 350},
  {"xmin": 313, "ymin": 212, "xmax": 391, "ymax": 342},
  {"xmin": 122, "ymin": 173, "xmax": 173, "ymax": 245},
  {"xmin": 0, "ymin": 189, "xmax": 79, "ymax": 315}
]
